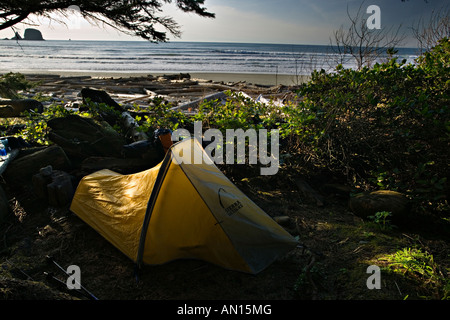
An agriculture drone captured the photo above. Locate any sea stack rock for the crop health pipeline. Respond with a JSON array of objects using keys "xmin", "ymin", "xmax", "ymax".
[
  {"xmin": 23, "ymin": 28, "xmax": 44, "ymax": 40},
  {"xmin": 10, "ymin": 32, "xmax": 22, "ymax": 40}
]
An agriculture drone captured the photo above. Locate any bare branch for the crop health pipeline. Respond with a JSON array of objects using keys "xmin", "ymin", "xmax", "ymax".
[
  {"xmin": 329, "ymin": 1, "xmax": 405, "ymax": 70},
  {"xmin": 412, "ymin": 6, "xmax": 449, "ymax": 53}
]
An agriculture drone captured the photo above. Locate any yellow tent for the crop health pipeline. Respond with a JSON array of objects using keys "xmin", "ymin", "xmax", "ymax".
[{"xmin": 70, "ymin": 138, "xmax": 298, "ymax": 274}]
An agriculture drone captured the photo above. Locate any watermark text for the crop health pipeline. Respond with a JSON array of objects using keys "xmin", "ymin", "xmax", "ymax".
[{"xmin": 172, "ymin": 121, "xmax": 280, "ymax": 176}]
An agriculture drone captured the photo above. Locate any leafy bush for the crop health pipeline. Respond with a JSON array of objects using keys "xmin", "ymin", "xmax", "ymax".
[
  {"xmin": 0, "ymin": 72, "xmax": 36, "ymax": 99},
  {"xmin": 19, "ymin": 104, "xmax": 76, "ymax": 145},
  {"xmin": 138, "ymin": 96, "xmax": 188, "ymax": 133},
  {"xmin": 193, "ymin": 91, "xmax": 281, "ymax": 132},
  {"xmin": 368, "ymin": 211, "xmax": 395, "ymax": 231}
]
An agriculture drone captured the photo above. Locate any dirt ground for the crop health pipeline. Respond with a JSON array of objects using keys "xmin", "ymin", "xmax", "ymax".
[{"xmin": 1, "ymin": 162, "xmax": 449, "ymax": 302}]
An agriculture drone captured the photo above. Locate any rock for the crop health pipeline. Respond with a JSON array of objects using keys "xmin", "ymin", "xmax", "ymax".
[
  {"xmin": 0, "ymin": 184, "xmax": 10, "ymax": 222},
  {"xmin": 80, "ymin": 156, "xmax": 162, "ymax": 175},
  {"xmin": 0, "ymin": 99, "xmax": 44, "ymax": 117},
  {"xmin": 33, "ymin": 166, "xmax": 76, "ymax": 207},
  {"xmin": 273, "ymin": 216, "xmax": 291, "ymax": 226},
  {"xmin": 9, "ymin": 29, "xmax": 44, "ymax": 41},
  {"xmin": 23, "ymin": 28, "xmax": 44, "ymax": 41},
  {"xmin": 47, "ymin": 171, "xmax": 76, "ymax": 207},
  {"xmin": 122, "ymin": 140, "xmax": 157, "ymax": 159},
  {"xmin": 3, "ymin": 145, "xmax": 72, "ymax": 187},
  {"xmin": 32, "ymin": 169, "xmax": 53, "ymax": 199},
  {"xmin": 349, "ymin": 190, "xmax": 411, "ymax": 223},
  {"xmin": 47, "ymin": 115, "xmax": 126, "ymax": 160},
  {"xmin": 40, "ymin": 165, "xmax": 53, "ymax": 177},
  {"xmin": 10, "ymin": 32, "xmax": 22, "ymax": 40},
  {"xmin": 322, "ymin": 183, "xmax": 352, "ymax": 199},
  {"xmin": 293, "ymin": 178, "xmax": 325, "ymax": 207}
]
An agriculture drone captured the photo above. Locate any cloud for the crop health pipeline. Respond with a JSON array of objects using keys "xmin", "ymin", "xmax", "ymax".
[{"xmin": 172, "ymin": 5, "xmax": 332, "ymax": 44}]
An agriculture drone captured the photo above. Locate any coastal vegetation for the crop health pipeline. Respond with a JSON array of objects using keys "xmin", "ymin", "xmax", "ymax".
[
  {"xmin": 288, "ymin": 38, "xmax": 449, "ymax": 216},
  {"xmin": 131, "ymin": 38, "xmax": 448, "ymax": 220}
]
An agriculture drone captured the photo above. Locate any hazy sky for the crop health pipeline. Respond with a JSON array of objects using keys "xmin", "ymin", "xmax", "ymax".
[{"xmin": 0, "ymin": 0, "xmax": 447, "ymax": 46}]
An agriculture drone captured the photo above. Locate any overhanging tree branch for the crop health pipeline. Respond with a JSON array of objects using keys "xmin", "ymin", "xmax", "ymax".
[
  {"xmin": 0, "ymin": 0, "xmax": 215, "ymax": 42},
  {"xmin": 0, "ymin": 12, "xmax": 30, "ymax": 30}
]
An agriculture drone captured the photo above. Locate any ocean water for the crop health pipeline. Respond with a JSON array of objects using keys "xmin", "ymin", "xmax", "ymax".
[{"xmin": 0, "ymin": 40, "xmax": 419, "ymax": 76}]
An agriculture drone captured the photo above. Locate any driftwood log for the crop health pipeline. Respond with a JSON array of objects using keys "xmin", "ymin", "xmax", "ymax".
[
  {"xmin": 170, "ymin": 91, "xmax": 228, "ymax": 111},
  {"xmin": 121, "ymin": 111, "xmax": 148, "ymax": 142}
]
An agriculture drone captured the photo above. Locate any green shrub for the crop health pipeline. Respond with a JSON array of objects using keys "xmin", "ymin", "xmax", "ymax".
[
  {"xmin": 137, "ymin": 96, "xmax": 188, "ymax": 133},
  {"xmin": 368, "ymin": 211, "xmax": 395, "ymax": 231},
  {"xmin": 0, "ymin": 72, "xmax": 36, "ymax": 99},
  {"xmin": 19, "ymin": 103, "xmax": 76, "ymax": 145},
  {"xmin": 380, "ymin": 247, "xmax": 449, "ymax": 299},
  {"xmin": 194, "ymin": 91, "xmax": 281, "ymax": 132}
]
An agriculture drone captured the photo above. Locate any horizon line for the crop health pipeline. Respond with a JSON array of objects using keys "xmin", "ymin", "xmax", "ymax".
[{"xmin": 1, "ymin": 38, "xmax": 420, "ymax": 49}]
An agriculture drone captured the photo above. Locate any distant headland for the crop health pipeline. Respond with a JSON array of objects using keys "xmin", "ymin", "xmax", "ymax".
[{"xmin": 5, "ymin": 28, "xmax": 44, "ymax": 41}]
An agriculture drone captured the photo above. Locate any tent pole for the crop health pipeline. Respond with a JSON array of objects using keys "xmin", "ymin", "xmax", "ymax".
[{"xmin": 134, "ymin": 148, "xmax": 174, "ymax": 276}]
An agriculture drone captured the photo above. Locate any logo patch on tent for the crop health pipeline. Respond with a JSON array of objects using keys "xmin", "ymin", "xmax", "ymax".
[{"xmin": 218, "ymin": 188, "xmax": 243, "ymax": 216}]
